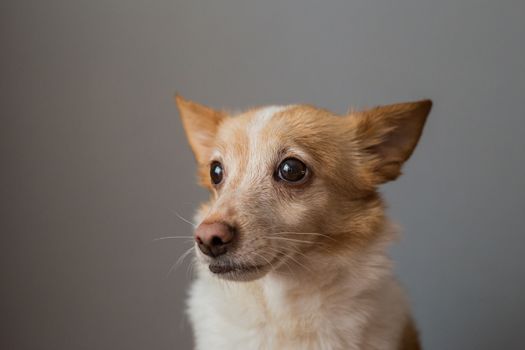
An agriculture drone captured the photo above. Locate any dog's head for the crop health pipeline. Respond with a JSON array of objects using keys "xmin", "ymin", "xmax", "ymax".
[{"xmin": 176, "ymin": 96, "xmax": 431, "ymax": 281}]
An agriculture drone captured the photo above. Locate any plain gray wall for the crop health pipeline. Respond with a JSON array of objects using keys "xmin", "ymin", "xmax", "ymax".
[{"xmin": 2, "ymin": 0, "xmax": 524, "ymax": 349}]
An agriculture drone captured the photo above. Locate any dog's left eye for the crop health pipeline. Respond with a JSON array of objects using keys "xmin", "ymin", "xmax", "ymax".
[
  {"xmin": 277, "ymin": 158, "xmax": 308, "ymax": 183},
  {"xmin": 210, "ymin": 161, "xmax": 224, "ymax": 185}
]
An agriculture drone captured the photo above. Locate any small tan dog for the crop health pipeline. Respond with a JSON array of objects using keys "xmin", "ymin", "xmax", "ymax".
[{"xmin": 176, "ymin": 96, "xmax": 432, "ymax": 350}]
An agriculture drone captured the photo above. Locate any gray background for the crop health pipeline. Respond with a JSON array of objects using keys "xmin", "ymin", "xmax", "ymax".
[{"xmin": 1, "ymin": 0, "xmax": 524, "ymax": 349}]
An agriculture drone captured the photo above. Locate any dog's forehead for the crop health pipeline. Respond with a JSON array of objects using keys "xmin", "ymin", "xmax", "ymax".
[
  {"xmin": 244, "ymin": 105, "xmax": 292, "ymax": 141},
  {"xmin": 247, "ymin": 105, "xmax": 290, "ymax": 127},
  {"xmin": 215, "ymin": 105, "xmax": 292, "ymax": 154},
  {"xmin": 216, "ymin": 104, "xmax": 327, "ymax": 150}
]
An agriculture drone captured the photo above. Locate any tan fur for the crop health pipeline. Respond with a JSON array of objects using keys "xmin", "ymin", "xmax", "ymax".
[{"xmin": 176, "ymin": 96, "xmax": 432, "ymax": 350}]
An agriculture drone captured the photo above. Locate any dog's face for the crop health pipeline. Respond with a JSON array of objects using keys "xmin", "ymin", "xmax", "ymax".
[{"xmin": 176, "ymin": 96, "xmax": 431, "ymax": 281}]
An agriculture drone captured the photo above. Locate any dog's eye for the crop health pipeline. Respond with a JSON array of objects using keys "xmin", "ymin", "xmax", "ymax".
[
  {"xmin": 277, "ymin": 158, "xmax": 307, "ymax": 183},
  {"xmin": 210, "ymin": 161, "xmax": 224, "ymax": 185}
]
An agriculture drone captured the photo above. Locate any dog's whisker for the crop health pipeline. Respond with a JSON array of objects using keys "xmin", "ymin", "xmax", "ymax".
[
  {"xmin": 265, "ymin": 245, "xmax": 313, "ymax": 274},
  {"xmin": 269, "ymin": 231, "xmax": 338, "ymax": 242},
  {"xmin": 264, "ymin": 236, "xmax": 317, "ymax": 244},
  {"xmin": 167, "ymin": 246, "xmax": 195, "ymax": 277},
  {"xmin": 283, "ymin": 246, "xmax": 310, "ymax": 261},
  {"xmin": 281, "ymin": 251, "xmax": 312, "ymax": 273},
  {"xmin": 270, "ymin": 231, "xmax": 325, "ymax": 236},
  {"xmin": 247, "ymin": 254, "xmax": 263, "ymax": 275},
  {"xmin": 251, "ymin": 251, "xmax": 274, "ymax": 271},
  {"xmin": 153, "ymin": 236, "xmax": 194, "ymax": 241},
  {"xmin": 171, "ymin": 210, "xmax": 198, "ymax": 228},
  {"xmin": 187, "ymin": 256, "xmax": 197, "ymax": 278},
  {"xmin": 264, "ymin": 246, "xmax": 296, "ymax": 277}
]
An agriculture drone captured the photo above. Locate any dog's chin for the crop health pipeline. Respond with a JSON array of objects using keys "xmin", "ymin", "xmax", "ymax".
[{"xmin": 204, "ymin": 259, "xmax": 274, "ymax": 282}]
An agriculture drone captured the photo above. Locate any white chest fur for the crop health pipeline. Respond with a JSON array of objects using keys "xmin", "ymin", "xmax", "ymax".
[{"xmin": 187, "ymin": 254, "xmax": 410, "ymax": 350}]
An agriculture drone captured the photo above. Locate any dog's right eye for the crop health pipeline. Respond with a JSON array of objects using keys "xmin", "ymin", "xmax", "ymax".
[
  {"xmin": 210, "ymin": 161, "xmax": 224, "ymax": 185},
  {"xmin": 276, "ymin": 158, "xmax": 308, "ymax": 183}
]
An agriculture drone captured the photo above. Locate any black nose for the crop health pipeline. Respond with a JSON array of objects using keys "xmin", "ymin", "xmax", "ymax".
[{"xmin": 195, "ymin": 222, "xmax": 236, "ymax": 257}]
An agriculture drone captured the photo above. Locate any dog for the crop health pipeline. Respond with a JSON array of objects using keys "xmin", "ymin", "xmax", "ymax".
[{"xmin": 176, "ymin": 95, "xmax": 432, "ymax": 350}]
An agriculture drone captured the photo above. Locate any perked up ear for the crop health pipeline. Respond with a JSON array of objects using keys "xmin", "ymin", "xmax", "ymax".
[
  {"xmin": 353, "ymin": 99, "xmax": 432, "ymax": 184},
  {"xmin": 175, "ymin": 95, "xmax": 225, "ymax": 164}
]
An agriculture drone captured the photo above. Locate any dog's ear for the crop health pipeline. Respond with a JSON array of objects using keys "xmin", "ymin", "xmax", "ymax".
[
  {"xmin": 352, "ymin": 99, "xmax": 432, "ymax": 184},
  {"xmin": 175, "ymin": 95, "xmax": 225, "ymax": 164}
]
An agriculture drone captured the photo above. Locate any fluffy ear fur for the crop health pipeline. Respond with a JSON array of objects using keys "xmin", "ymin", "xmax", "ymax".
[
  {"xmin": 175, "ymin": 95, "xmax": 225, "ymax": 164},
  {"xmin": 352, "ymin": 99, "xmax": 432, "ymax": 184}
]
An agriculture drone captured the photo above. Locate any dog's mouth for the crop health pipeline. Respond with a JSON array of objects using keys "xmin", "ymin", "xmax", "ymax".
[
  {"xmin": 208, "ymin": 261, "xmax": 267, "ymax": 274},
  {"xmin": 207, "ymin": 253, "xmax": 283, "ymax": 280}
]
